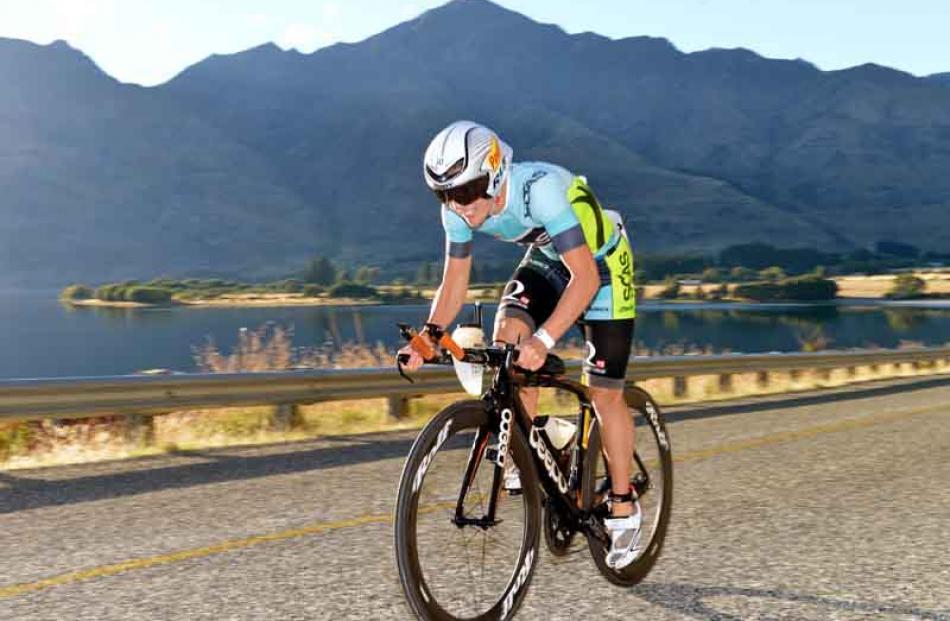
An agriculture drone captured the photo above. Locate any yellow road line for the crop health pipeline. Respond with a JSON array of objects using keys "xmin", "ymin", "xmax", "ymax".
[{"xmin": 1, "ymin": 403, "xmax": 944, "ymax": 600}]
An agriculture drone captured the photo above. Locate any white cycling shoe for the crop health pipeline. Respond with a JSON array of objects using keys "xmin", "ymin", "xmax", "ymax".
[{"xmin": 604, "ymin": 502, "xmax": 642, "ymax": 570}]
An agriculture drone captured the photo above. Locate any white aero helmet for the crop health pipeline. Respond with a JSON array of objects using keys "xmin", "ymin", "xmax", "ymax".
[{"xmin": 423, "ymin": 121, "xmax": 513, "ymax": 203}]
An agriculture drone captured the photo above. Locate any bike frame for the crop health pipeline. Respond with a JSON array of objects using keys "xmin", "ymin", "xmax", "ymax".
[{"xmin": 450, "ymin": 346, "xmax": 611, "ymax": 542}]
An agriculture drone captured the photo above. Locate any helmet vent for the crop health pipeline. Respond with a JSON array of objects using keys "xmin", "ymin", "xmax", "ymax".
[{"xmin": 426, "ymin": 158, "xmax": 466, "ymax": 184}]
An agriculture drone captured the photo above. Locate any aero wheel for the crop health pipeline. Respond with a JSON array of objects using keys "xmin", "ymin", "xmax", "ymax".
[
  {"xmin": 582, "ymin": 386, "xmax": 673, "ymax": 586},
  {"xmin": 394, "ymin": 400, "xmax": 542, "ymax": 620}
]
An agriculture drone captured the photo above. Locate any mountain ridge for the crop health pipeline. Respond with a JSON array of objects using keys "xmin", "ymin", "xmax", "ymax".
[{"xmin": 0, "ymin": 1, "xmax": 947, "ymax": 286}]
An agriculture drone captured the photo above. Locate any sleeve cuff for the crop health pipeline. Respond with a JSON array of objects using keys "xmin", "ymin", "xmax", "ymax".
[
  {"xmin": 446, "ymin": 240, "xmax": 473, "ymax": 258},
  {"xmin": 551, "ymin": 225, "xmax": 586, "ymax": 255}
]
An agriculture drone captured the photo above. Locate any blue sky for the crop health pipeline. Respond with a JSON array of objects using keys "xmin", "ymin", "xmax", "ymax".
[{"xmin": 1, "ymin": 0, "xmax": 947, "ymax": 86}]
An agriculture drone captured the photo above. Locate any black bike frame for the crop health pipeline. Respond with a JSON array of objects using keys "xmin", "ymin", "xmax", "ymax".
[{"xmin": 451, "ymin": 353, "xmax": 604, "ymax": 534}]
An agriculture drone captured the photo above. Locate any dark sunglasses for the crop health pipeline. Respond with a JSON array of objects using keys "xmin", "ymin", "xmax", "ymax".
[{"xmin": 432, "ymin": 175, "xmax": 490, "ymax": 206}]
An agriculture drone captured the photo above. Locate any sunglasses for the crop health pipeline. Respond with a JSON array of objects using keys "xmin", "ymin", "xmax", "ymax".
[{"xmin": 432, "ymin": 175, "xmax": 490, "ymax": 206}]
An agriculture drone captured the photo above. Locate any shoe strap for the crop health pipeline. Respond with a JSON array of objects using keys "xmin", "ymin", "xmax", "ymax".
[{"xmin": 607, "ymin": 488, "xmax": 637, "ymax": 504}]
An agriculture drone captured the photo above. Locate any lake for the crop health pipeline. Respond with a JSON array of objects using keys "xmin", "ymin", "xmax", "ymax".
[{"xmin": 2, "ymin": 290, "xmax": 948, "ymax": 380}]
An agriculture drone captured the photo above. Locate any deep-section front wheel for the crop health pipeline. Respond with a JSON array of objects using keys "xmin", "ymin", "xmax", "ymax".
[
  {"xmin": 394, "ymin": 400, "xmax": 542, "ymax": 620},
  {"xmin": 582, "ymin": 386, "xmax": 673, "ymax": 587}
]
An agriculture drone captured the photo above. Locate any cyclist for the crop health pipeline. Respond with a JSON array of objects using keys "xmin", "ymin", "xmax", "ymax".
[{"xmin": 399, "ymin": 120, "xmax": 640, "ymax": 569}]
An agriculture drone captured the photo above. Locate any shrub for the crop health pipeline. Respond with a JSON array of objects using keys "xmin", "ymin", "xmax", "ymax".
[
  {"xmin": 60, "ymin": 284, "xmax": 93, "ymax": 300},
  {"xmin": 328, "ymin": 282, "xmax": 378, "ymax": 298},
  {"xmin": 94, "ymin": 283, "xmax": 125, "ymax": 301},
  {"xmin": 701, "ymin": 267, "xmax": 722, "ymax": 283},
  {"xmin": 759, "ymin": 266, "xmax": 786, "ymax": 283},
  {"xmin": 886, "ymin": 274, "xmax": 926, "ymax": 299},
  {"xmin": 273, "ymin": 279, "xmax": 304, "ymax": 293},
  {"xmin": 729, "ymin": 266, "xmax": 757, "ymax": 282},
  {"xmin": 656, "ymin": 278, "xmax": 681, "ymax": 299},
  {"xmin": 733, "ymin": 276, "xmax": 838, "ymax": 301},
  {"xmin": 302, "ymin": 284, "xmax": 324, "ymax": 297},
  {"xmin": 124, "ymin": 286, "xmax": 173, "ymax": 304}
]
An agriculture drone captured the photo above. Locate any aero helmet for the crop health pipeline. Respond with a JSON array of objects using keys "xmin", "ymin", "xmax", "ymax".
[{"xmin": 423, "ymin": 121, "xmax": 513, "ymax": 203}]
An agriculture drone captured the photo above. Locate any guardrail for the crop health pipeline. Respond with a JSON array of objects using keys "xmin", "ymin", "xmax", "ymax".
[{"xmin": 0, "ymin": 346, "xmax": 947, "ymax": 425}]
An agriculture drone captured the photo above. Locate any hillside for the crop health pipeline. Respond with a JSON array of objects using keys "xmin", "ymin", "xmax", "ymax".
[{"xmin": 1, "ymin": 0, "xmax": 948, "ymax": 285}]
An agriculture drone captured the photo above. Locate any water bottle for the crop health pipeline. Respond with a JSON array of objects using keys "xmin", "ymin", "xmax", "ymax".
[
  {"xmin": 451, "ymin": 303, "xmax": 486, "ymax": 396},
  {"xmin": 538, "ymin": 416, "xmax": 577, "ymax": 451}
]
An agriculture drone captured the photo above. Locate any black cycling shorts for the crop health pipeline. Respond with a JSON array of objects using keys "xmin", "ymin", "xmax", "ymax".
[{"xmin": 495, "ymin": 249, "xmax": 635, "ymax": 389}]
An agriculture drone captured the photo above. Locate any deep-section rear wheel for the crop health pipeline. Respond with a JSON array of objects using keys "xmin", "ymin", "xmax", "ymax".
[{"xmin": 394, "ymin": 400, "xmax": 542, "ymax": 620}]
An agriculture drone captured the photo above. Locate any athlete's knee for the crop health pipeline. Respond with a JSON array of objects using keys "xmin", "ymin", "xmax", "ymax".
[{"xmin": 589, "ymin": 385, "xmax": 626, "ymax": 411}]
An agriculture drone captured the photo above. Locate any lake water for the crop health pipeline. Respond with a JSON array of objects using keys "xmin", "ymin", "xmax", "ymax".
[{"xmin": 2, "ymin": 290, "xmax": 948, "ymax": 380}]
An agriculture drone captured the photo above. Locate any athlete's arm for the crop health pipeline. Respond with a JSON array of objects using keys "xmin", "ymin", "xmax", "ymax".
[
  {"xmin": 427, "ymin": 253, "xmax": 471, "ymax": 330},
  {"xmin": 398, "ymin": 208, "xmax": 473, "ymax": 371},
  {"xmin": 517, "ymin": 245, "xmax": 598, "ymax": 371},
  {"xmin": 540, "ymin": 244, "xmax": 598, "ymax": 341}
]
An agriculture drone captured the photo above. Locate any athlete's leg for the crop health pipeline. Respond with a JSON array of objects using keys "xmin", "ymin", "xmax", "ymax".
[
  {"xmin": 492, "ymin": 315, "xmax": 538, "ymax": 416},
  {"xmin": 582, "ymin": 319, "xmax": 637, "ymax": 518},
  {"xmin": 494, "ymin": 250, "xmax": 566, "ymax": 418},
  {"xmin": 589, "ymin": 385, "xmax": 635, "ymax": 517}
]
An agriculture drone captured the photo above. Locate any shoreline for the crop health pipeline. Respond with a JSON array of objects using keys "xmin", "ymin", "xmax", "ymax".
[
  {"xmin": 63, "ymin": 293, "xmax": 950, "ymax": 310},
  {"xmin": 59, "ymin": 272, "xmax": 950, "ymax": 309}
]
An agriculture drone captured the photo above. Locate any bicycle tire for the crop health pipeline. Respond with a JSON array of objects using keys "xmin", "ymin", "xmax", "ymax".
[
  {"xmin": 582, "ymin": 386, "xmax": 673, "ymax": 587},
  {"xmin": 394, "ymin": 400, "xmax": 542, "ymax": 620}
]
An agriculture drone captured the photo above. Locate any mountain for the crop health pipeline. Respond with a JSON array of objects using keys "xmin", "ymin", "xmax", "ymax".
[
  {"xmin": 0, "ymin": 38, "xmax": 333, "ymax": 284},
  {"xmin": 2, "ymin": 0, "xmax": 949, "ymax": 286},
  {"xmin": 927, "ymin": 72, "xmax": 950, "ymax": 85}
]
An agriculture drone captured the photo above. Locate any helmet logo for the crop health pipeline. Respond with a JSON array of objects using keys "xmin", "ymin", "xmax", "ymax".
[{"xmin": 486, "ymin": 137, "xmax": 501, "ymax": 172}]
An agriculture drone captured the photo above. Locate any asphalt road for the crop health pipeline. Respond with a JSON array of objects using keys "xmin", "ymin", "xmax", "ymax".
[{"xmin": 0, "ymin": 375, "xmax": 948, "ymax": 620}]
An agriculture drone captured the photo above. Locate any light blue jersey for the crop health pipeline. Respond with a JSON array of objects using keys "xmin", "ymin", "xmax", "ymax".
[
  {"xmin": 441, "ymin": 162, "xmax": 619, "ymax": 263},
  {"xmin": 441, "ymin": 161, "xmax": 635, "ymax": 321}
]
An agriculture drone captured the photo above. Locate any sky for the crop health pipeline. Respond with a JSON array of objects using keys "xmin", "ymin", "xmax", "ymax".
[{"xmin": 1, "ymin": 0, "xmax": 948, "ymax": 86}]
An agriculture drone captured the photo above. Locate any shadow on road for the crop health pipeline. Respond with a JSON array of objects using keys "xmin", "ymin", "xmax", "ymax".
[
  {"xmin": 0, "ymin": 432, "xmax": 474, "ymax": 515},
  {"xmin": 633, "ymin": 581, "xmax": 949, "ymax": 620}
]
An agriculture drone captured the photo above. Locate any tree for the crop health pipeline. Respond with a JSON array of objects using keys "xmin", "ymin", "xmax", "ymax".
[
  {"xmin": 701, "ymin": 267, "xmax": 722, "ymax": 283},
  {"xmin": 759, "ymin": 266, "xmax": 786, "ymax": 283},
  {"xmin": 354, "ymin": 265, "xmax": 378, "ymax": 284},
  {"xmin": 335, "ymin": 266, "xmax": 351, "ymax": 284},
  {"xmin": 656, "ymin": 277, "xmax": 680, "ymax": 299},
  {"xmin": 729, "ymin": 266, "xmax": 757, "ymax": 282},
  {"xmin": 303, "ymin": 256, "xmax": 336, "ymax": 286},
  {"xmin": 887, "ymin": 274, "xmax": 926, "ymax": 299}
]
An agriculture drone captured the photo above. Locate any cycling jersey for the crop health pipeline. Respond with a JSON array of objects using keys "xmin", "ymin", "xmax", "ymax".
[{"xmin": 441, "ymin": 161, "xmax": 636, "ymax": 321}]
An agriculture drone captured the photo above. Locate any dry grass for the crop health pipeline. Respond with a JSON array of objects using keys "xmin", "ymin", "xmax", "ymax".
[
  {"xmin": 834, "ymin": 271, "xmax": 950, "ymax": 298},
  {"xmin": 1, "ymin": 324, "xmax": 946, "ymax": 470}
]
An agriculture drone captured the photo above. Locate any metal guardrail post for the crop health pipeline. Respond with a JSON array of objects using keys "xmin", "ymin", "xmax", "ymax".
[
  {"xmin": 673, "ymin": 376, "xmax": 688, "ymax": 398},
  {"xmin": 718, "ymin": 373, "xmax": 733, "ymax": 391},
  {"xmin": 387, "ymin": 396, "xmax": 410, "ymax": 420},
  {"xmin": 272, "ymin": 404, "xmax": 302, "ymax": 431},
  {"xmin": 125, "ymin": 413, "xmax": 155, "ymax": 445}
]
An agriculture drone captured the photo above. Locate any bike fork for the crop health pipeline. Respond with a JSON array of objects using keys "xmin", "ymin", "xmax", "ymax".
[{"xmin": 452, "ymin": 426, "xmax": 504, "ymax": 529}]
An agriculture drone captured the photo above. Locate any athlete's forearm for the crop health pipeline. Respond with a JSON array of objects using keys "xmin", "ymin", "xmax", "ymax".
[
  {"xmin": 427, "ymin": 255, "xmax": 471, "ymax": 329},
  {"xmin": 541, "ymin": 274, "xmax": 598, "ymax": 342}
]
